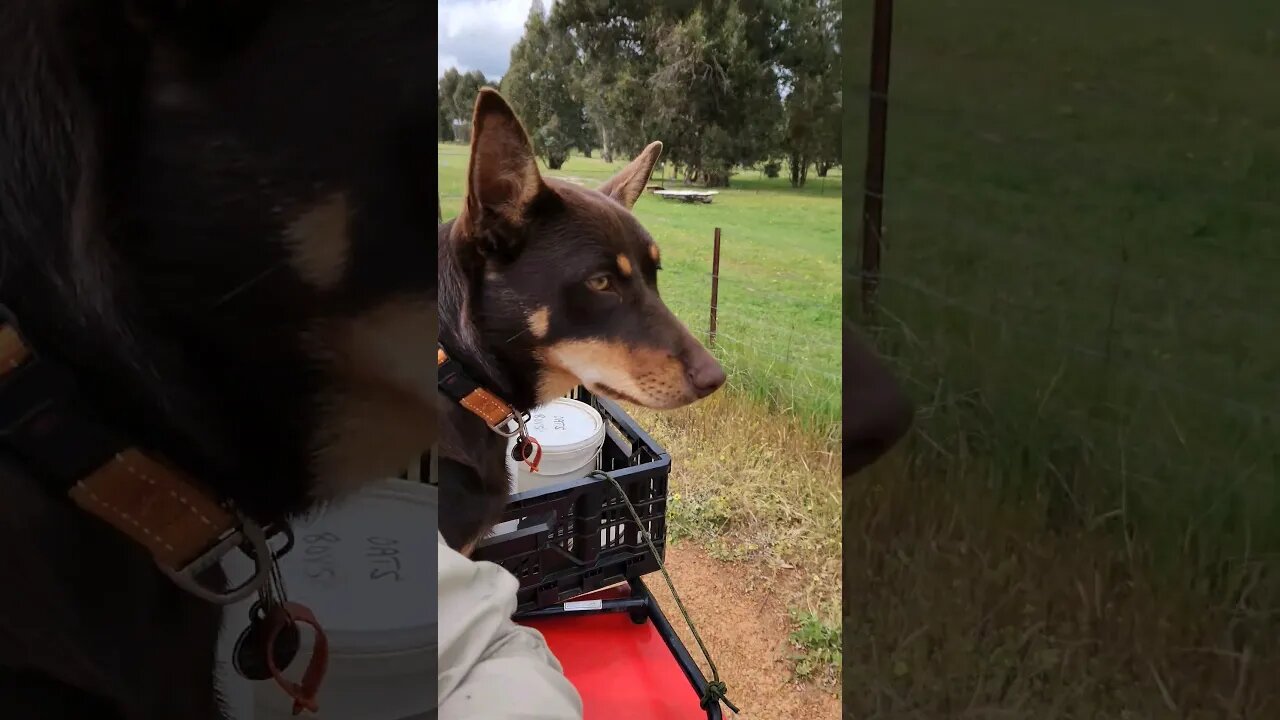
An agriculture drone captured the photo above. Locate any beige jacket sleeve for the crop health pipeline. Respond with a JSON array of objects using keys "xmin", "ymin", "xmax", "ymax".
[{"xmin": 437, "ymin": 533, "xmax": 584, "ymax": 719}]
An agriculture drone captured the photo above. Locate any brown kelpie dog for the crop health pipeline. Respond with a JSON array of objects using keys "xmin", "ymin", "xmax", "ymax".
[
  {"xmin": 1, "ymin": 2, "xmax": 436, "ymax": 718},
  {"xmin": 437, "ymin": 89, "xmax": 726, "ymax": 554}
]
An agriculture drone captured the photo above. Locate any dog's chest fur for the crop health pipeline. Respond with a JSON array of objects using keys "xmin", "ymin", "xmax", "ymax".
[{"xmin": 436, "ymin": 400, "xmax": 513, "ymax": 551}]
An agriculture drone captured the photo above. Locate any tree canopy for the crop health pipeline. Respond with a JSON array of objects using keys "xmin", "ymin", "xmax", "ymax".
[
  {"xmin": 500, "ymin": 0, "xmax": 588, "ymax": 169},
  {"xmin": 438, "ymin": 0, "xmax": 841, "ymax": 187},
  {"xmin": 437, "ymin": 67, "xmax": 497, "ymax": 143}
]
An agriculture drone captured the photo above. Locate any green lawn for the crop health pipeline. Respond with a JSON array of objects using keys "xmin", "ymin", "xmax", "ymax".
[
  {"xmin": 842, "ymin": 1, "xmax": 1280, "ymax": 712},
  {"xmin": 851, "ymin": 0, "xmax": 1280, "ymax": 582},
  {"xmin": 439, "ymin": 143, "xmax": 842, "ymax": 433}
]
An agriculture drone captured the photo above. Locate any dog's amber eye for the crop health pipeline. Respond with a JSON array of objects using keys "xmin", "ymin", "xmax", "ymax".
[{"xmin": 585, "ymin": 274, "xmax": 613, "ymax": 292}]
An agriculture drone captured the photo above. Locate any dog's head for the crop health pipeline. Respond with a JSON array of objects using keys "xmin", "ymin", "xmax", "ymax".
[
  {"xmin": 444, "ymin": 90, "xmax": 725, "ymax": 410},
  {"xmin": 3, "ymin": 0, "xmax": 437, "ymax": 516}
]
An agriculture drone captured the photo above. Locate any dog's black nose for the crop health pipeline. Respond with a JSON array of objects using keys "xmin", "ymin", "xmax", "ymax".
[{"xmin": 688, "ymin": 354, "xmax": 726, "ymax": 398}]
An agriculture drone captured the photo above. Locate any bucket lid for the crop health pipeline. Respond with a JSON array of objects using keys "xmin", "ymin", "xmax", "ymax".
[
  {"xmin": 520, "ymin": 398, "xmax": 605, "ymax": 456},
  {"xmin": 275, "ymin": 480, "xmax": 436, "ymax": 656}
]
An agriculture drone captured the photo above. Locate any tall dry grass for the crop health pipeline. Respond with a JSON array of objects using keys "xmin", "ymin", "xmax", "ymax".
[
  {"xmin": 632, "ymin": 391, "xmax": 842, "ymax": 621},
  {"xmin": 844, "ymin": 445, "xmax": 1278, "ymax": 718}
]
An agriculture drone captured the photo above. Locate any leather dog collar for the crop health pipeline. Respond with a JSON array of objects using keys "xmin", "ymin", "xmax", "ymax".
[
  {"xmin": 0, "ymin": 306, "xmax": 276, "ymax": 605},
  {"xmin": 436, "ymin": 344, "xmax": 543, "ymax": 472},
  {"xmin": 436, "ymin": 344, "xmax": 528, "ymax": 436}
]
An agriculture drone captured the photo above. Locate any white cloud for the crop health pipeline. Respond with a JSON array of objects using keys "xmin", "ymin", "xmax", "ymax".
[
  {"xmin": 437, "ymin": 0, "xmax": 555, "ymax": 80},
  {"xmin": 437, "ymin": 53, "xmax": 463, "ymax": 78}
]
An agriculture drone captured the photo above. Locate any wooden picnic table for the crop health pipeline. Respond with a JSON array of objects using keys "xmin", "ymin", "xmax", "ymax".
[{"xmin": 652, "ymin": 189, "xmax": 719, "ymax": 204}]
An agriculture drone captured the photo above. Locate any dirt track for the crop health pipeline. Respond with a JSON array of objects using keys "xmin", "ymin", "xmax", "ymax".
[{"xmin": 650, "ymin": 543, "xmax": 840, "ymax": 720}]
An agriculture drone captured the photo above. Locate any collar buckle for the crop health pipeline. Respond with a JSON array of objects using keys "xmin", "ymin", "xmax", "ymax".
[
  {"xmin": 160, "ymin": 511, "xmax": 272, "ymax": 605},
  {"xmin": 0, "ymin": 304, "xmax": 297, "ymax": 606},
  {"xmin": 489, "ymin": 409, "xmax": 531, "ymax": 439}
]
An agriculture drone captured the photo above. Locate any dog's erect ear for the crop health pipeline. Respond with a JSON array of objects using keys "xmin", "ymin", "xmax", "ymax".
[
  {"xmin": 598, "ymin": 141, "xmax": 663, "ymax": 209},
  {"xmin": 461, "ymin": 89, "xmax": 545, "ymax": 241}
]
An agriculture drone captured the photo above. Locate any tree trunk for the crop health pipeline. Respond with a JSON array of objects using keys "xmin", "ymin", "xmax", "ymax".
[
  {"xmin": 788, "ymin": 151, "xmax": 809, "ymax": 188},
  {"xmin": 695, "ymin": 168, "xmax": 730, "ymax": 188},
  {"xmin": 599, "ymin": 126, "xmax": 612, "ymax": 164}
]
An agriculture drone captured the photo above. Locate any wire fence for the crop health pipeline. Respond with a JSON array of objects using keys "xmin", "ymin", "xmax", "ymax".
[{"xmin": 677, "ymin": 269, "xmax": 841, "ymax": 435}]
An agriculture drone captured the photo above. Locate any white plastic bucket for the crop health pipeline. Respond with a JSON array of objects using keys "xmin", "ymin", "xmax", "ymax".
[
  {"xmin": 505, "ymin": 397, "xmax": 607, "ymax": 494},
  {"xmin": 216, "ymin": 619, "xmax": 255, "ymax": 720},
  {"xmin": 227, "ymin": 479, "xmax": 436, "ymax": 720}
]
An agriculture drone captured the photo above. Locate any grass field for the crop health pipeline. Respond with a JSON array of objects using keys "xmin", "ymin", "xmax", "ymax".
[
  {"xmin": 438, "ymin": 142, "xmax": 845, "ymax": 680},
  {"xmin": 847, "ymin": 0, "xmax": 1280, "ymax": 714},
  {"xmin": 439, "ymin": 142, "xmax": 842, "ymax": 435}
]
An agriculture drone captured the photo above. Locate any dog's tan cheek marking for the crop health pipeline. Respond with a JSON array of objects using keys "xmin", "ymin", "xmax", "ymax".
[
  {"xmin": 543, "ymin": 340, "xmax": 689, "ymax": 408},
  {"xmin": 649, "ymin": 243, "xmax": 661, "ymax": 264},
  {"xmin": 536, "ymin": 365, "xmax": 580, "ymax": 403},
  {"xmin": 323, "ymin": 298, "xmax": 437, "ymax": 398},
  {"xmin": 528, "ymin": 306, "xmax": 550, "ymax": 339},
  {"xmin": 303, "ymin": 297, "xmax": 439, "ymax": 498},
  {"xmin": 544, "ymin": 339, "xmax": 630, "ymax": 380},
  {"xmin": 311, "ymin": 390, "xmax": 437, "ymax": 499},
  {"xmin": 285, "ymin": 192, "xmax": 351, "ymax": 290},
  {"xmin": 616, "ymin": 254, "xmax": 633, "ymax": 278}
]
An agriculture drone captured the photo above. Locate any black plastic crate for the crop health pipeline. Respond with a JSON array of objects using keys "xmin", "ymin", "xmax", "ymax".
[{"xmin": 473, "ymin": 387, "xmax": 670, "ymax": 612}]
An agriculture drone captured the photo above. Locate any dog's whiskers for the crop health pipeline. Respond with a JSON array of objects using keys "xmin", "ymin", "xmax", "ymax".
[{"xmin": 211, "ymin": 262, "xmax": 286, "ymax": 308}]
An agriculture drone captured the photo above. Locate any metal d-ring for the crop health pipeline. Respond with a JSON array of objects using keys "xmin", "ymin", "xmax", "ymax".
[
  {"xmin": 159, "ymin": 512, "xmax": 272, "ymax": 606},
  {"xmin": 490, "ymin": 409, "xmax": 531, "ymax": 439}
]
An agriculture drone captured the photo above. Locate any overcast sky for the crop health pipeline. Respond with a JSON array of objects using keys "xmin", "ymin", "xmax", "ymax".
[{"xmin": 438, "ymin": 0, "xmax": 554, "ymax": 81}]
